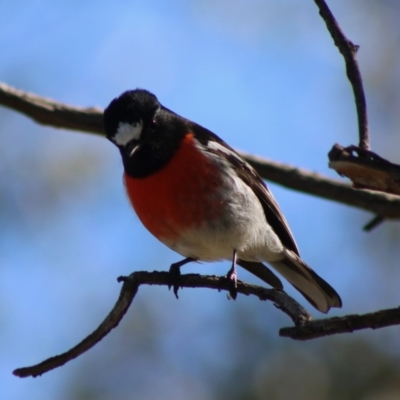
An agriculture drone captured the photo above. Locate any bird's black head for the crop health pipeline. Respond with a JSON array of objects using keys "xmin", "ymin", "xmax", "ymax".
[
  {"xmin": 104, "ymin": 89, "xmax": 191, "ymax": 178},
  {"xmin": 103, "ymin": 89, "xmax": 160, "ymax": 155}
]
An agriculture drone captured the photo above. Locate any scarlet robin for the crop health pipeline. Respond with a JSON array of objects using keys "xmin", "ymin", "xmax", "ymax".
[{"xmin": 103, "ymin": 89, "xmax": 342, "ymax": 313}]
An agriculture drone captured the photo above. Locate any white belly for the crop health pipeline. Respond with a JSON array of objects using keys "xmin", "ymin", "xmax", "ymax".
[{"xmin": 161, "ymin": 173, "xmax": 285, "ymax": 263}]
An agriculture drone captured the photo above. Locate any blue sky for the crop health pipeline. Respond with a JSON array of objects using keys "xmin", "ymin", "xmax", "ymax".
[{"xmin": 1, "ymin": 1, "xmax": 400, "ymax": 399}]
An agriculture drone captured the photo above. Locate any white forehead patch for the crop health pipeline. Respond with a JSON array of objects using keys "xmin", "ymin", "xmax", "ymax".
[{"xmin": 114, "ymin": 121, "xmax": 143, "ymax": 146}]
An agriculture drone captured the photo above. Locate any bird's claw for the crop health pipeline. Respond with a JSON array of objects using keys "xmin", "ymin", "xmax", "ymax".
[
  {"xmin": 222, "ymin": 265, "xmax": 238, "ymax": 300},
  {"xmin": 168, "ymin": 263, "xmax": 181, "ymax": 299}
]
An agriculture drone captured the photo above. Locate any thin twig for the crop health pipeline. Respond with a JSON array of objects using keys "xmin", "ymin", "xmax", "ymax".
[
  {"xmin": 13, "ymin": 272, "xmax": 311, "ymax": 378},
  {"xmin": 1, "ymin": 82, "xmax": 399, "ymax": 218},
  {"xmin": 280, "ymin": 306, "xmax": 400, "ymax": 340},
  {"xmin": 13, "ymin": 276, "xmax": 139, "ymax": 378},
  {"xmin": 363, "ymin": 215, "xmax": 384, "ymax": 231},
  {"xmin": 314, "ymin": 0, "xmax": 370, "ymax": 150}
]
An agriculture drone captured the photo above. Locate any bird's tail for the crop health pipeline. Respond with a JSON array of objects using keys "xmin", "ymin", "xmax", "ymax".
[
  {"xmin": 238, "ymin": 260, "xmax": 283, "ymax": 290},
  {"xmin": 270, "ymin": 250, "xmax": 342, "ymax": 313}
]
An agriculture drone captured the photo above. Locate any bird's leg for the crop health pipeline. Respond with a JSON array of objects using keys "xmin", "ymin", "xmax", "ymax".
[
  {"xmin": 169, "ymin": 257, "xmax": 196, "ymax": 298},
  {"xmin": 224, "ymin": 250, "xmax": 238, "ymax": 299}
]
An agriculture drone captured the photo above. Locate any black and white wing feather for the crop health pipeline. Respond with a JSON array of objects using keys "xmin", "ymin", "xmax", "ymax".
[{"xmin": 191, "ymin": 122, "xmax": 341, "ymax": 312}]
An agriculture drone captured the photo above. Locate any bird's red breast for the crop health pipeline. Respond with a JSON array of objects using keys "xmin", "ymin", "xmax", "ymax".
[{"xmin": 124, "ymin": 133, "xmax": 224, "ymax": 241}]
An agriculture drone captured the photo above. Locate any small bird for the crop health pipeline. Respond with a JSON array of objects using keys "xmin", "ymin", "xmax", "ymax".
[{"xmin": 103, "ymin": 89, "xmax": 342, "ymax": 313}]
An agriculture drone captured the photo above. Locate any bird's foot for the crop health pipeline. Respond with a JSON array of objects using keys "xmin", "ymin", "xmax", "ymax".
[
  {"xmin": 168, "ymin": 262, "xmax": 181, "ymax": 299},
  {"xmin": 221, "ymin": 264, "xmax": 238, "ymax": 300},
  {"xmin": 168, "ymin": 257, "xmax": 195, "ymax": 298}
]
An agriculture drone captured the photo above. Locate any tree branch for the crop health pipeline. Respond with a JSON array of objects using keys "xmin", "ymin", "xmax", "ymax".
[
  {"xmin": 14, "ymin": 270, "xmax": 400, "ymax": 377},
  {"xmin": 0, "ymin": 82, "xmax": 103, "ymax": 134},
  {"xmin": 241, "ymin": 151, "xmax": 400, "ymax": 219},
  {"xmin": 314, "ymin": 0, "xmax": 370, "ymax": 150},
  {"xmin": 329, "ymin": 144, "xmax": 400, "ymax": 196},
  {"xmin": 314, "ymin": 1, "xmax": 397, "ymax": 229},
  {"xmin": 280, "ymin": 306, "xmax": 400, "ymax": 340},
  {"xmin": 13, "ymin": 271, "xmax": 311, "ymax": 378},
  {"xmin": 1, "ymin": 82, "xmax": 400, "ymax": 219}
]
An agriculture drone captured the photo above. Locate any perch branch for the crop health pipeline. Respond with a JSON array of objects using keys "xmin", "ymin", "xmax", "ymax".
[
  {"xmin": 13, "ymin": 271, "xmax": 311, "ymax": 378},
  {"xmin": 1, "ymin": 82, "xmax": 400, "ymax": 219}
]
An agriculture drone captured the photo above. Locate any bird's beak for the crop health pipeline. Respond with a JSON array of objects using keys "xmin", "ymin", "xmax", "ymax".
[
  {"xmin": 129, "ymin": 144, "xmax": 140, "ymax": 157},
  {"xmin": 121, "ymin": 139, "xmax": 140, "ymax": 158}
]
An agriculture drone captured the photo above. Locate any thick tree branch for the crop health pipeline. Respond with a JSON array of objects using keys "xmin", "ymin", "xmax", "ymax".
[
  {"xmin": 280, "ymin": 306, "xmax": 400, "ymax": 340},
  {"xmin": 241, "ymin": 151, "xmax": 400, "ymax": 219},
  {"xmin": 314, "ymin": 0, "xmax": 370, "ymax": 150},
  {"xmin": 1, "ymin": 82, "xmax": 400, "ymax": 219},
  {"xmin": 13, "ymin": 272, "xmax": 311, "ymax": 378},
  {"xmin": 0, "ymin": 82, "xmax": 103, "ymax": 134}
]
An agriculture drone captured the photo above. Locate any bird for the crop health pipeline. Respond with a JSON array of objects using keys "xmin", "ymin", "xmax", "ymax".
[{"xmin": 103, "ymin": 89, "xmax": 342, "ymax": 313}]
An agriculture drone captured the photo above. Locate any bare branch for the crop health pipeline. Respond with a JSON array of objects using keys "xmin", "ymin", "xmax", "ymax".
[
  {"xmin": 329, "ymin": 144, "xmax": 400, "ymax": 195},
  {"xmin": 363, "ymin": 215, "xmax": 384, "ymax": 231},
  {"xmin": 1, "ymin": 82, "xmax": 400, "ymax": 219},
  {"xmin": 13, "ymin": 275, "xmax": 139, "ymax": 378},
  {"xmin": 241, "ymin": 151, "xmax": 400, "ymax": 219},
  {"xmin": 0, "ymin": 82, "xmax": 103, "ymax": 134},
  {"xmin": 314, "ymin": 0, "xmax": 370, "ymax": 150},
  {"xmin": 13, "ymin": 272, "xmax": 311, "ymax": 378},
  {"xmin": 14, "ymin": 270, "xmax": 400, "ymax": 376},
  {"xmin": 280, "ymin": 306, "xmax": 400, "ymax": 340}
]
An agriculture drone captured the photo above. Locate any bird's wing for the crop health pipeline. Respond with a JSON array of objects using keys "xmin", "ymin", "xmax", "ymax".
[{"xmin": 191, "ymin": 122, "xmax": 300, "ymax": 256}]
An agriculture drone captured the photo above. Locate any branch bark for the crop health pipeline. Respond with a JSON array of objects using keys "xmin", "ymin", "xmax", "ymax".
[
  {"xmin": 1, "ymin": 82, "xmax": 400, "ymax": 219},
  {"xmin": 0, "ymin": 82, "xmax": 103, "ymax": 134},
  {"xmin": 13, "ymin": 272, "xmax": 311, "ymax": 378},
  {"xmin": 314, "ymin": 0, "xmax": 370, "ymax": 150},
  {"xmin": 329, "ymin": 144, "xmax": 400, "ymax": 196},
  {"xmin": 13, "ymin": 271, "xmax": 400, "ymax": 377},
  {"xmin": 280, "ymin": 306, "xmax": 400, "ymax": 340},
  {"xmin": 315, "ymin": 0, "xmax": 400, "ymax": 228}
]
